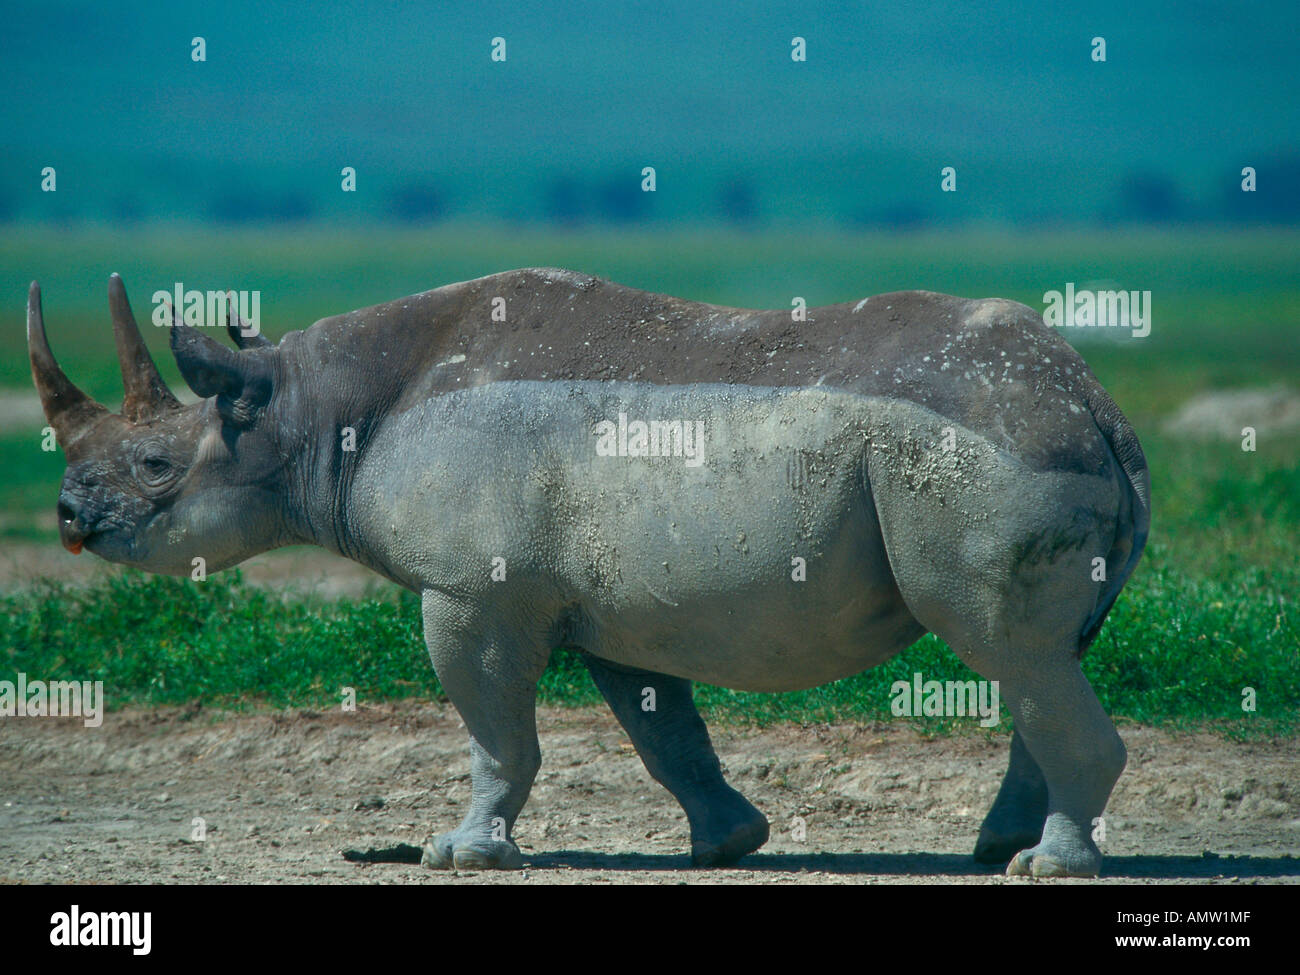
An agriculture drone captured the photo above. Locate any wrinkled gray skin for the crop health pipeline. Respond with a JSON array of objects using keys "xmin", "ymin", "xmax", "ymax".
[{"xmin": 30, "ymin": 268, "xmax": 1149, "ymax": 877}]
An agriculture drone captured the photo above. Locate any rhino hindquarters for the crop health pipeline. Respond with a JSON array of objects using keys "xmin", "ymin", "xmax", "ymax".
[
  {"xmin": 864, "ymin": 400, "xmax": 1129, "ymax": 877},
  {"xmin": 865, "ymin": 402, "xmax": 1118, "ymax": 661}
]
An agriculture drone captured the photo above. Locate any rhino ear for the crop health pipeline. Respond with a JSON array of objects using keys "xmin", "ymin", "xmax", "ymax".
[
  {"xmin": 168, "ymin": 304, "xmax": 273, "ymax": 428},
  {"xmin": 224, "ymin": 291, "xmax": 273, "ymax": 350}
]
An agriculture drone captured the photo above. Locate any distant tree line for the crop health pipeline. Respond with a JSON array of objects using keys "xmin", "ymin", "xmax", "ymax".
[{"xmin": 6, "ymin": 154, "xmax": 1298, "ymax": 227}]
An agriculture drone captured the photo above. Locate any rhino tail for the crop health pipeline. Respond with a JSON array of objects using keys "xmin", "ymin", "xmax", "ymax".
[{"xmin": 1078, "ymin": 383, "xmax": 1151, "ymax": 656}]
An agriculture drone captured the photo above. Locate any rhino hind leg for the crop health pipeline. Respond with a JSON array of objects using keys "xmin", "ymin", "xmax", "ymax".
[
  {"xmin": 419, "ymin": 592, "xmax": 549, "ymax": 870},
  {"xmin": 866, "ymin": 413, "xmax": 1129, "ymax": 876},
  {"xmin": 973, "ymin": 726, "xmax": 1048, "ymax": 864},
  {"xmin": 582, "ymin": 653, "xmax": 769, "ymax": 866},
  {"xmin": 990, "ymin": 655, "xmax": 1126, "ymax": 878}
]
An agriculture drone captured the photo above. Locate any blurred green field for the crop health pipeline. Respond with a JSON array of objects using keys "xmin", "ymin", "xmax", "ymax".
[
  {"xmin": 1, "ymin": 224, "xmax": 1296, "ymax": 731},
  {"xmin": 2, "ymin": 223, "xmax": 1297, "ymax": 418}
]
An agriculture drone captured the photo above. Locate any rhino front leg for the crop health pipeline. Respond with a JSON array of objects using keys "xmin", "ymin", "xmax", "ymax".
[
  {"xmin": 973, "ymin": 726, "xmax": 1048, "ymax": 865},
  {"xmin": 582, "ymin": 653, "xmax": 769, "ymax": 866},
  {"xmin": 419, "ymin": 592, "xmax": 548, "ymax": 871}
]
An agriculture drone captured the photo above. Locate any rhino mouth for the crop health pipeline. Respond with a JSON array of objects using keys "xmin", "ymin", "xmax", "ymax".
[
  {"xmin": 58, "ymin": 506, "xmax": 91, "ymax": 555},
  {"xmin": 58, "ymin": 513, "xmax": 135, "ymax": 562},
  {"xmin": 60, "ymin": 525, "xmax": 107, "ymax": 557}
]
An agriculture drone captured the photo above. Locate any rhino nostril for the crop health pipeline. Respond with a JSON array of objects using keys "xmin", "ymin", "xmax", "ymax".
[{"xmin": 56, "ymin": 498, "xmax": 92, "ymax": 555}]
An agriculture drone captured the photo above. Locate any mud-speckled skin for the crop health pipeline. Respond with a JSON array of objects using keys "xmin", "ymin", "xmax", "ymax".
[
  {"xmin": 31, "ymin": 268, "xmax": 1150, "ymax": 877},
  {"xmin": 359, "ymin": 382, "xmax": 920, "ymax": 691}
]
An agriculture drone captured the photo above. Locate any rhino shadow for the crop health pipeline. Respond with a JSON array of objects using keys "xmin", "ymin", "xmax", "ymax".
[{"xmin": 519, "ymin": 850, "xmax": 1299, "ymax": 880}]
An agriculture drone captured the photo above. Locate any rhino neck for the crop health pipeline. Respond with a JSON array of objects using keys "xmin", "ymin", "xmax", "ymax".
[{"xmin": 271, "ymin": 281, "xmax": 475, "ymax": 585}]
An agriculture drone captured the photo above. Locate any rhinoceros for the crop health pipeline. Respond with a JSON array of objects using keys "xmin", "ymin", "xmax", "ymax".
[{"xmin": 28, "ymin": 267, "xmax": 1149, "ymax": 877}]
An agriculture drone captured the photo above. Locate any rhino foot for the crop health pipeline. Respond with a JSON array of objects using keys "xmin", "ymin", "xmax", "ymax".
[
  {"xmin": 689, "ymin": 801, "xmax": 770, "ymax": 867},
  {"xmin": 1003, "ymin": 810, "xmax": 1104, "ymax": 878},
  {"xmin": 973, "ymin": 824, "xmax": 1044, "ymax": 865},
  {"xmin": 421, "ymin": 829, "xmax": 524, "ymax": 871},
  {"xmin": 1004, "ymin": 836, "xmax": 1102, "ymax": 879}
]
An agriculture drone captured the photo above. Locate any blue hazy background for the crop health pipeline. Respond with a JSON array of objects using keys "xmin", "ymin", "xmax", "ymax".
[{"xmin": 2, "ymin": 0, "xmax": 1297, "ymax": 229}]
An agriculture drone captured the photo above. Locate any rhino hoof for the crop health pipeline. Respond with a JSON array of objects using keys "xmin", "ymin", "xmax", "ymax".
[
  {"xmin": 421, "ymin": 833, "xmax": 524, "ymax": 871},
  {"xmin": 1005, "ymin": 848, "xmax": 1098, "ymax": 879},
  {"xmin": 691, "ymin": 816, "xmax": 770, "ymax": 867}
]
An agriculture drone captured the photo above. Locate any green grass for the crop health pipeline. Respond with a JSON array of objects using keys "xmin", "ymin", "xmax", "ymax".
[{"xmin": 1, "ymin": 561, "xmax": 1294, "ymax": 738}]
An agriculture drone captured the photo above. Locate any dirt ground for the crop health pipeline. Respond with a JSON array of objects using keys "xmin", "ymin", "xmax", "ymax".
[{"xmin": 0, "ymin": 702, "xmax": 1295, "ymax": 885}]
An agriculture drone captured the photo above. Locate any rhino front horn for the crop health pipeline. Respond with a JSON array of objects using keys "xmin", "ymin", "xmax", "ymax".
[
  {"xmin": 27, "ymin": 281, "xmax": 109, "ymax": 447},
  {"xmin": 109, "ymin": 273, "xmax": 181, "ymax": 422}
]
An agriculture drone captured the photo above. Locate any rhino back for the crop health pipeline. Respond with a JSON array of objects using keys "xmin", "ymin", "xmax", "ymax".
[{"xmin": 292, "ymin": 270, "xmax": 1112, "ymax": 481}]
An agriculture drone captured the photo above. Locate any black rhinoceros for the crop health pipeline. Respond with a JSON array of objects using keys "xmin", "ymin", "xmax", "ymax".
[{"xmin": 28, "ymin": 268, "xmax": 1148, "ymax": 877}]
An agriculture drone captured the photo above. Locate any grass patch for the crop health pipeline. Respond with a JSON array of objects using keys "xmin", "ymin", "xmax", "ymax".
[{"xmin": 2, "ymin": 567, "xmax": 1294, "ymax": 738}]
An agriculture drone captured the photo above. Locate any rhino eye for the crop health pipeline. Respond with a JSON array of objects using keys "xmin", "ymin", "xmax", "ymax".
[{"xmin": 140, "ymin": 454, "xmax": 172, "ymax": 481}]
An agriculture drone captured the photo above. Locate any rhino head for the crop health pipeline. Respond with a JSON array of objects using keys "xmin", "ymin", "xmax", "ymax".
[{"xmin": 28, "ymin": 275, "xmax": 294, "ymax": 576}]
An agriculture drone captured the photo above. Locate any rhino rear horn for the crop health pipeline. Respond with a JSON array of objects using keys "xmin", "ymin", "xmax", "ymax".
[
  {"xmin": 169, "ymin": 302, "xmax": 273, "ymax": 427},
  {"xmin": 109, "ymin": 273, "xmax": 181, "ymax": 422},
  {"xmin": 27, "ymin": 281, "xmax": 109, "ymax": 447}
]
